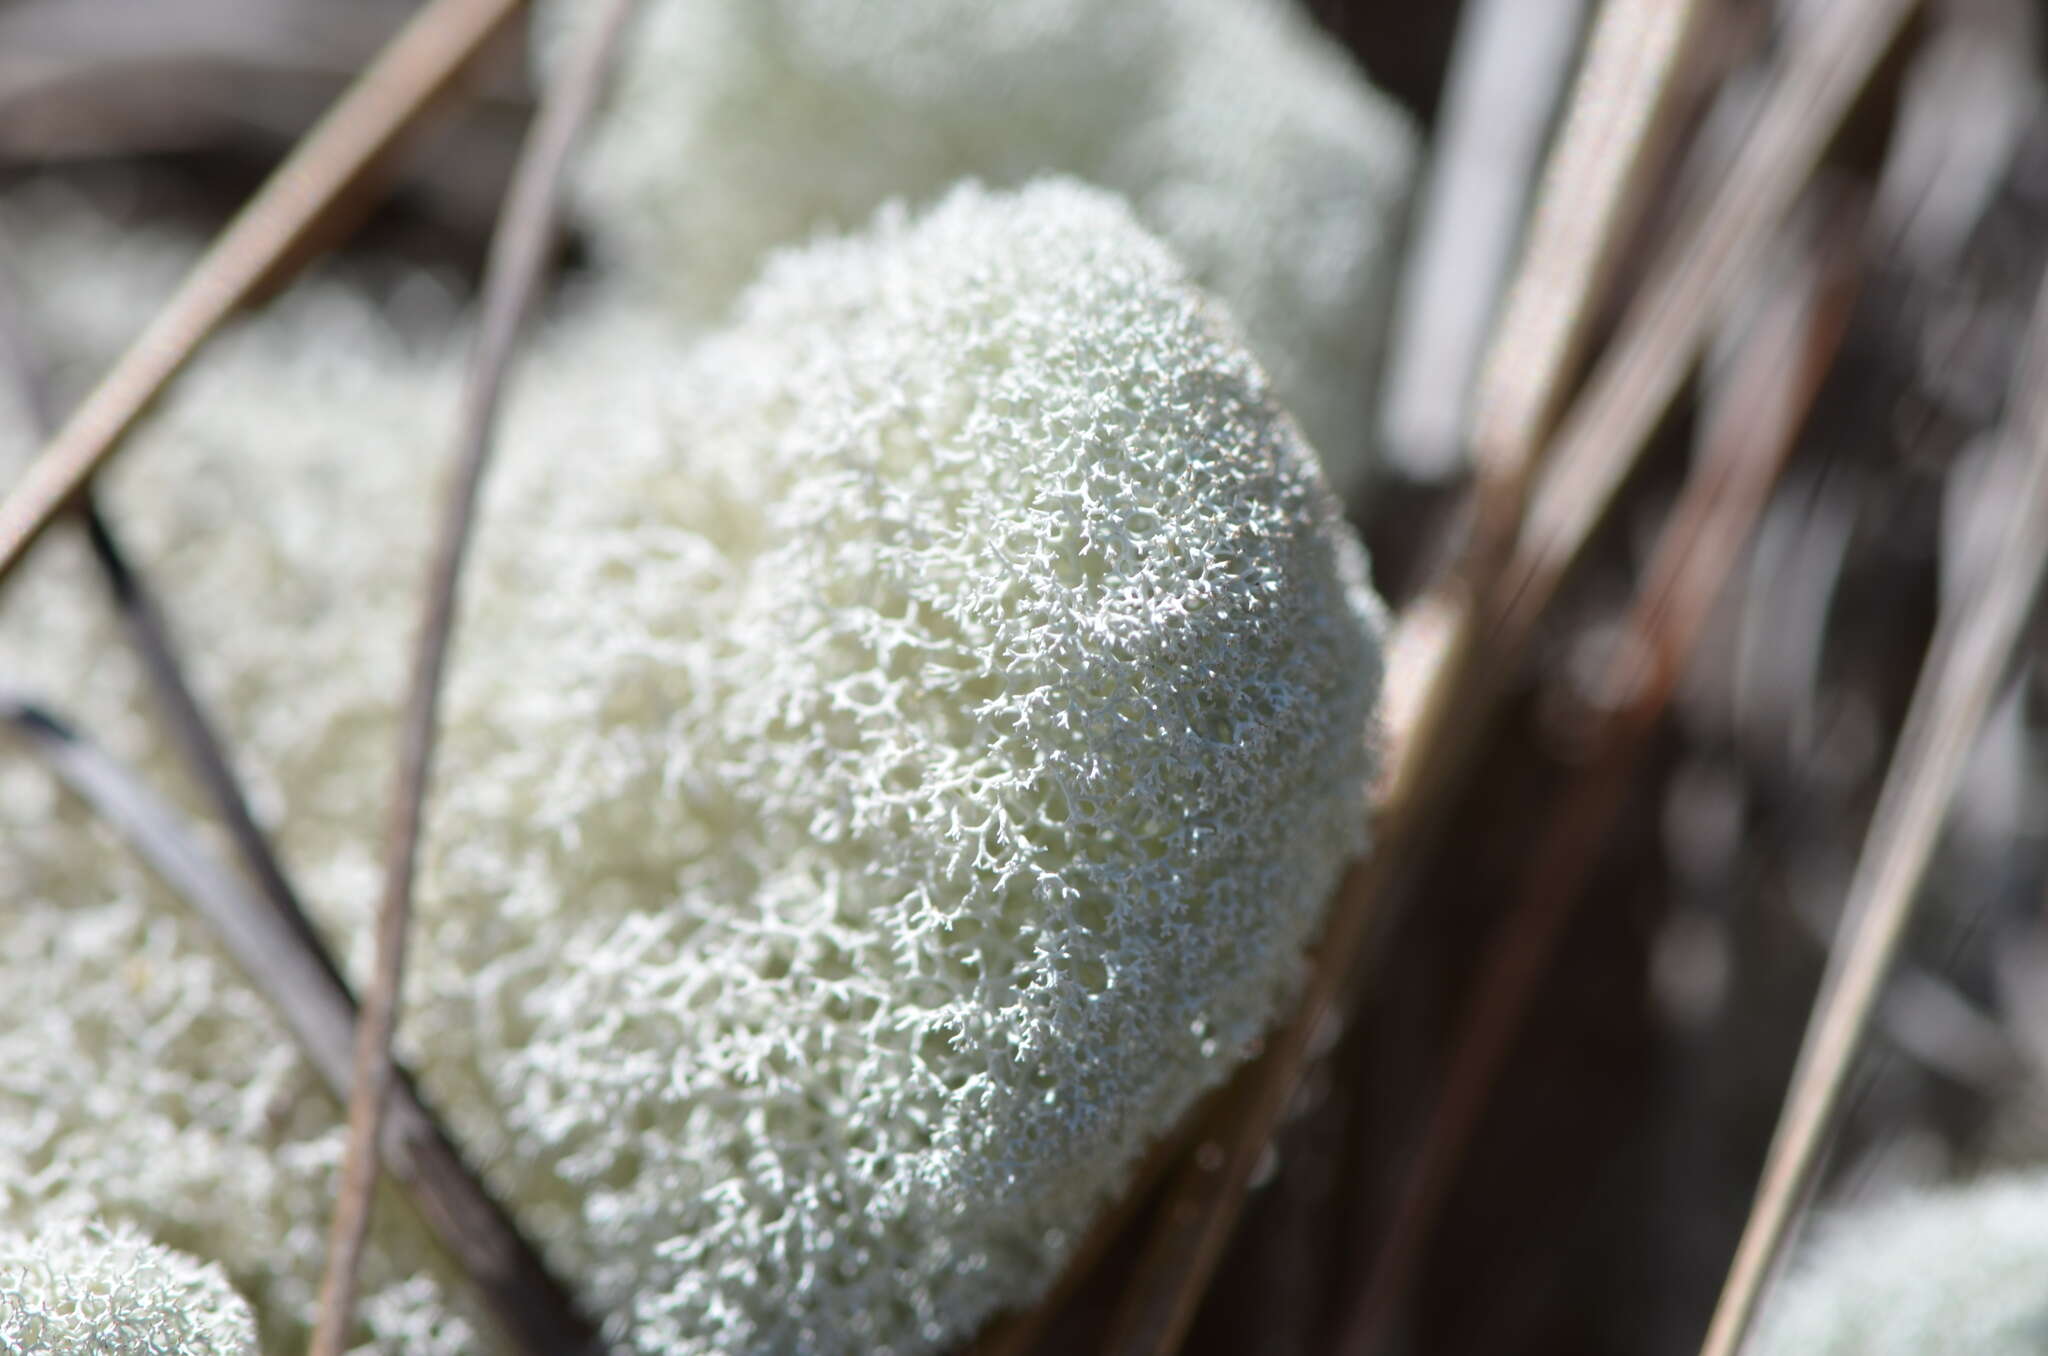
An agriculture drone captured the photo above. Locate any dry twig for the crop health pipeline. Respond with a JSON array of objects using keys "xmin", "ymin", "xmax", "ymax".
[
  {"xmin": 1097, "ymin": 5, "xmax": 1710, "ymax": 1348},
  {"xmin": 1695, "ymin": 246, "xmax": 2048, "ymax": 1356},
  {"xmin": 0, "ymin": 694, "xmax": 600, "ymax": 1353},
  {"xmin": 0, "ymin": 225, "xmax": 335, "ymax": 974},
  {"xmin": 1466, "ymin": 0, "xmax": 1707, "ymax": 521},
  {"xmin": 309, "ymin": 2, "xmax": 636, "ymax": 1351},
  {"xmin": 0, "ymin": 0, "xmax": 521, "ymax": 590},
  {"xmin": 1499, "ymin": 0, "xmax": 1920, "ymax": 645},
  {"xmin": 1339, "ymin": 198, "xmax": 1866, "ymax": 1356},
  {"xmin": 1102, "ymin": 3, "xmax": 1919, "ymax": 1350},
  {"xmin": 0, "ymin": 211, "xmax": 597, "ymax": 1356},
  {"xmin": 1377, "ymin": 0, "xmax": 1588, "ymax": 481}
]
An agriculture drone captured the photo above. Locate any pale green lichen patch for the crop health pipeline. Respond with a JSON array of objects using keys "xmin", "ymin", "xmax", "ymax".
[
  {"xmin": 0, "ymin": 179, "xmax": 1384, "ymax": 1355},
  {"xmin": 1752, "ymin": 1172, "xmax": 2048, "ymax": 1356},
  {"xmin": 0, "ymin": 1220, "xmax": 258, "ymax": 1356}
]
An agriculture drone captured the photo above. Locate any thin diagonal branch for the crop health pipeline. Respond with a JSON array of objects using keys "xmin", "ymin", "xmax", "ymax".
[
  {"xmin": 0, "ymin": 223, "xmax": 339, "ymax": 978},
  {"xmin": 0, "ymin": 693, "xmax": 603, "ymax": 1354},
  {"xmin": 1467, "ymin": 0, "xmax": 1708, "ymax": 532},
  {"xmin": 310, "ymin": 2, "xmax": 638, "ymax": 1352},
  {"xmin": 1377, "ymin": 0, "xmax": 1591, "ymax": 480},
  {"xmin": 0, "ymin": 0, "xmax": 522, "ymax": 592},
  {"xmin": 1695, "ymin": 255, "xmax": 2048, "ymax": 1356},
  {"xmin": 1340, "ymin": 199, "xmax": 1865, "ymax": 1356},
  {"xmin": 1498, "ymin": 0, "xmax": 1920, "ymax": 646},
  {"xmin": 1385, "ymin": 0, "xmax": 1719, "ymax": 891},
  {"xmin": 1097, "ymin": 7, "xmax": 1705, "ymax": 1351},
  {"xmin": 0, "ymin": 217, "xmax": 598, "ymax": 1356},
  {"xmin": 75, "ymin": 510, "xmax": 343, "ymax": 971},
  {"xmin": 1101, "ymin": 5, "xmax": 1920, "ymax": 1351}
]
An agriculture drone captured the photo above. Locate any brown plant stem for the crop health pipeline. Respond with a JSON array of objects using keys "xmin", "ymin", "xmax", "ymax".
[
  {"xmin": 1695, "ymin": 238, "xmax": 2048, "ymax": 1356},
  {"xmin": 0, "ymin": 693, "xmax": 603, "ymax": 1354},
  {"xmin": 1101, "ymin": 3, "xmax": 1917, "ymax": 1350},
  {"xmin": 0, "ymin": 0, "xmax": 522, "ymax": 592},
  {"xmin": 308, "ymin": 2, "xmax": 637, "ymax": 1352},
  {"xmin": 1340, "ymin": 197, "xmax": 1866, "ymax": 1356}
]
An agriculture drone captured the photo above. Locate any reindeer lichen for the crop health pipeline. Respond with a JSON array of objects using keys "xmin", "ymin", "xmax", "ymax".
[
  {"xmin": 1, "ymin": 179, "xmax": 1384, "ymax": 1354},
  {"xmin": 0, "ymin": 1219, "xmax": 258, "ymax": 1356}
]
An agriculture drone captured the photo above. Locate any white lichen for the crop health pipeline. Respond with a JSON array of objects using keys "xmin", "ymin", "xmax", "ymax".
[
  {"xmin": 1, "ymin": 178, "xmax": 1384, "ymax": 1354},
  {"xmin": 0, "ymin": 1218, "xmax": 258, "ymax": 1355},
  {"xmin": 539, "ymin": 0, "xmax": 1416, "ymax": 496},
  {"xmin": 1749, "ymin": 1171, "xmax": 2048, "ymax": 1355},
  {"xmin": 0, "ymin": 189, "xmax": 482, "ymax": 1353}
]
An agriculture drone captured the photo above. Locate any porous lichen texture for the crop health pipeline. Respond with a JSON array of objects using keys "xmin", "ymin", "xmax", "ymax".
[
  {"xmin": 0, "ymin": 178, "xmax": 1384, "ymax": 1355},
  {"xmin": 539, "ymin": 0, "xmax": 1415, "ymax": 496},
  {"xmin": 0, "ymin": 190, "xmax": 481, "ymax": 1356},
  {"xmin": 1749, "ymin": 1171, "xmax": 2048, "ymax": 1355},
  {"xmin": 0, "ymin": 1219, "xmax": 258, "ymax": 1355}
]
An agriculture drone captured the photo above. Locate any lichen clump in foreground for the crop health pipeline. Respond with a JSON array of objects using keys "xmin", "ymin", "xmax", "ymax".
[
  {"xmin": 1749, "ymin": 1171, "xmax": 2048, "ymax": 1355},
  {"xmin": 0, "ymin": 1220, "xmax": 258, "ymax": 1355},
  {"xmin": 0, "ymin": 179, "xmax": 1384, "ymax": 1354}
]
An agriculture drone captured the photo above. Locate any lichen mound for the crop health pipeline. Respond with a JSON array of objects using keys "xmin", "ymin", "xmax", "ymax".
[
  {"xmin": 1751, "ymin": 1171, "xmax": 2048, "ymax": 1356},
  {"xmin": 0, "ymin": 191, "xmax": 478, "ymax": 1354},
  {"xmin": 482, "ymin": 177, "xmax": 1387, "ymax": 1352},
  {"xmin": 0, "ymin": 1220, "xmax": 258, "ymax": 1355},
  {"xmin": 0, "ymin": 178, "xmax": 1384, "ymax": 1354},
  {"xmin": 540, "ymin": 0, "xmax": 1416, "ymax": 496}
]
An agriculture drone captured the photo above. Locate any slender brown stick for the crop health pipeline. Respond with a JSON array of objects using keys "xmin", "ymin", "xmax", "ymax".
[
  {"xmin": 1338, "ymin": 202, "xmax": 1865, "ymax": 1356},
  {"xmin": 1694, "ymin": 260, "xmax": 2048, "ymax": 1356},
  {"xmin": 0, "ymin": 693, "xmax": 603, "ymax": 1353},
  {"xmin": 0, "ymin": 0, "xmax": 521, "ymax": 592},
  {"xmin": 0, "ymin": 225, "xmax": 338, "ymax": 974},
  {"xmin": 1, "ymin": 694, "xmax": 369, "ymax": 1097},
  {"xmin": 1096, "ymin": 7, "xmax": 1709, "ymax": 1350},
  {"xmin": 0, "ymin": 214, "xmax": 598, "ymax": 1355},
  {"xmin": 1467, "ymin": 0, "xmax": 1708, "ymax": 528},
  {"xmin": 1377, "ymin": 0, "xmax": 1590, "ymax": 480},
  {"xmin": 1102, "ymin": 5, "xmax": 1920, "ymax": 1350},
  {"xmin": 1498, "ymin": 0, "xmax": 1920, "ymax": 645},
  {"xmin": 1384, "ymin": 0, "xmax": 1717, "ymax": 881},
  {"xmin": 309, "ymin": 3, "xmax": 637, "ymax": 1352}
]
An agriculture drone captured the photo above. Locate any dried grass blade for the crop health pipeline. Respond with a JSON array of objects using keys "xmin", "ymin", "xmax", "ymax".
[
  {"xmin": 0, "ymin": 0, "xmax": 521, "ymax": 591},
  {"xmin": 1377, "ymin": 0, "xmax": 1590, "ymax": 481},
  {"xmin": 1466, "ymin": 0, "xmax": 1707, "ymax": 523},
  {"xmin": 0, "ymin": 226, "xmax": 337, "ymax": 975},
  {"xmin": 310, "ymin": 3, "xmax": 636, "ymax": 1352},
  {"xmin": 1384, "ymin": 0, "xmax": 1718, "ymax": 866},
  {"xmin": 0, "ymin": 693, "xmax": 599, "ymax": 1353},
  {"xmin": 1694, "ymin": 257, "xmax": 2048, "ymax": 1356},
  {"xmin": 1498, "ymin": 0, "xmax": 1920, "ymax": 645},
  {"xmin": 1338, "ymin": 201, "xmax": 1866, "ymax": 1356},
  {"xmin": 2, "ymin": 696, "xmax": 361, "ymax": 1082},
  {"xmin": 0, "ymin": 207, "xmax": 592, "ymax": 1353},
  {"xmin": 76, "ymin": 510, "xmax": 343, "ymax": 967},
  {"xmin": 1095, "ymin": 6, "xmax": 1711, "ymax": 1349}
]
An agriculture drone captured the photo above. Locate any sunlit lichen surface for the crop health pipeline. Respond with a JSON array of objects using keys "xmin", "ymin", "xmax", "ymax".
[
  {"xmin": 1750, "ymin": 1172, "xmax": 2048, "ymax": 1356},
  {"xmin": 540, "ymin": 0, "xmax": 1415, "ymax": 497},
  {"xmin": 0, "ymin": 179, "xmax": 1383, "ymax": 1354},
  {"xmin": 0, "ymin": 1219, "xmax": 258, "ymax": 1355}
]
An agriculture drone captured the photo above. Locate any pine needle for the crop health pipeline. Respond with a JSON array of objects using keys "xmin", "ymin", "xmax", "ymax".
[
  {"xmin": 308, "ymin": 2, "xmax": 636, "ymax": 1352},
  {"xmin": 1695, "ymin": 246, "xmax": 2048, "ymax": 1356},
  {"xmin": 1340, "ymin": 198, "xmax": 1866, "ymax": 1356},
  {"xmin": 1100, "ymin": 3, "xmax": 1919, "ymax": 1350},
  {"xmin": 0, "ymin": 694, "xmax": 601, "ymax": 1353},
  {"xmin": 0, "ymin": 0, "xmax": 522, "ymax": 590}
]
